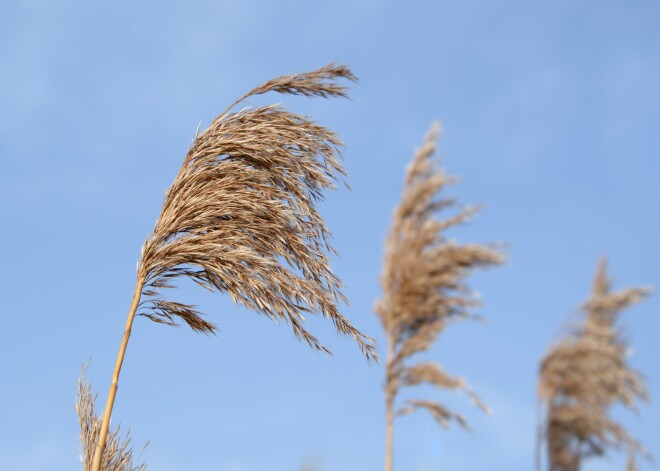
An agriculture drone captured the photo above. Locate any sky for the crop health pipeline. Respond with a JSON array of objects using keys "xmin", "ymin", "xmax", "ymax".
[{"xmin": 1, "ymin": 1, "xmax": 659, "ymax": 470}]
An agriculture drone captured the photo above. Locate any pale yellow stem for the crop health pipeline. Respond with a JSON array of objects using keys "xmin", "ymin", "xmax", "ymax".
[
  {"xmin": 91, "ymin": 276, "xmax": 145, "ymax": 471},
  {"xmin": 385, "ymin": 334, "xmax": 395, "ymax": 471}
]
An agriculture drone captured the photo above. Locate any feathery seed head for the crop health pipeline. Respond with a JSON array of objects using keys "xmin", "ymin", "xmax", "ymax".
[
  {"xmin": 539, "ymin": 258, "xmax": 651, "ymax": 470},
  {"xmin": 131, "ymin": 64, "xmax": 375, "ymax": 361},
  {"xmin": 377, "ymin": 121, "xmax": 504, "ymax": 432}
]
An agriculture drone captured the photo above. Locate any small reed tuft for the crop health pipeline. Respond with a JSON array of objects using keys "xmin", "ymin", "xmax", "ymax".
[
  {"xmin": 77, "ymin": 367, "xmax": 147, "ymax": 471},
  {"xmin": 538, "ymin": 258, "xmax": 651, "ymax": 471},
  {"xmin": 375, "ymin": 122, "xmax": 504, "ymax": 471}
]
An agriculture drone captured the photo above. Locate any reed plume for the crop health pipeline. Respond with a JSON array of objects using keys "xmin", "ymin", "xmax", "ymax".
[
  {"xmin": 538, "ymin": 258, "xmax": 651, "ymax": 471},
  {"xmin": 375, "ymin": 122, "xmax": 504, "ymax": 471},
  {"xmin": 77, "ymin": 368, "xmax": 146, "ymax": 471},
  {"xmin": 90, "ymin": 64, "xmax": 376, "ymax": 471}
]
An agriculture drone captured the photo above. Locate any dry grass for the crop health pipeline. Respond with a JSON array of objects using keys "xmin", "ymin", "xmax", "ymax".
[
  {"xmin": 91, "ymin": 64, "xmax": 376, "ymax": 470},
  {"xmin": 375, "ymin": 122, "xmax": 505, "ymax": 471},
  {"xmin": 77, "ymin": 368, "xmax": 146, "ymax": 471},
  {"xmin": 538, "ymin": 258, "xmax": 651, "ymax": 471},
  {"xmin": 137, "ymin": 63, "xmax": 375, "ymax": 358}
]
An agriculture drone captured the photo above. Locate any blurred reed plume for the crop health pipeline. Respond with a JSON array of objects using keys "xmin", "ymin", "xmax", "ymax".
[
  {"xmin": 90, "ymin": 64, "xmax": 376, "ymax": 471},
  {"xmin": 375, "ymin": 122, "xmax": 505, "ymax": 471},
  {"xmin": 538, "ymin": 258, "xmax": 651, "ymax": 471},
  {"xmin": 77, "ymin": 368, "xmax": 146, "ymax": 471}
]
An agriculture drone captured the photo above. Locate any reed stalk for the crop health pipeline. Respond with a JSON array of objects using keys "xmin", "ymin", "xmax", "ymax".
[{"xmin": 91, "ymin": 277, "xmax": 144, "ymax": 471}]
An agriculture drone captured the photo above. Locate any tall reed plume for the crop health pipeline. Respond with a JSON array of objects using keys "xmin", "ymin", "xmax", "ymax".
[
  {"xmin": 375, "ymin": 122, "xmax": 504, "ymax": 471},
  {"xmin": 538, "ymin": 258, "xmax": 651, "ymax": 471},
  {"xmin": 77, "ymin": 368, "xmax": 146, "ymax": 471},
  {"xmin": 90, "ymin": 64, "xmax": 377, "ymax": 471}
]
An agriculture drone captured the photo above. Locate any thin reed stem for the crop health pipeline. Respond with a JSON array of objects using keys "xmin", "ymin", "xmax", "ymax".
[
  {"xmin": 92, "ymin": 276, "xmax": 145, "ymax": 471},
  {"xmin": 385, "ymin": 334, "xmax": 395, "ymax": 471},
  {"xmin": 535, "ymin": 398, "xmax": 543, "ymax": 471}
]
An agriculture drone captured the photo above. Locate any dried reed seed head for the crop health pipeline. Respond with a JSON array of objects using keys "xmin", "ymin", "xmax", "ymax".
[
  {"xmin": 377, "ymin": 122, "xmax": 504, "ymax": 347},
  {"xmin": 77, "ymin": 368, "xmax": 147, "ymax": 471},
  {"xmin": 539, "ymin": 258, "xmax": 651, "ymax": 470},
  {"xmin": 134, "ymin": 64, "xmax": 376, "ymax": 361},
  {"xmin": 377, "ymin": 121, "xmax": 504, "ymax": 432}
]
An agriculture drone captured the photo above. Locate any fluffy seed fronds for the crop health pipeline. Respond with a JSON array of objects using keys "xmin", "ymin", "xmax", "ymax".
[
  {"xmin": 538, "ymin": 258, "xmax": 651, "ymax": 471},
  {"xmin": 135, "ymin": 64, "xmax": 375, "ymax": 360},
  {"xmin": 77, "ymin": 368, "xmax": 146, "ymax": 471},
  {"xmin": 376, "ymin": 122, "xmax": 504, "ymax": 469}
]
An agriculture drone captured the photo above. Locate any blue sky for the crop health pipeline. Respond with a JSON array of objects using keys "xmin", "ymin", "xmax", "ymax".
[{"xmin": 1, "ymin": 1, "xmax": 659, "ymax": 470}]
